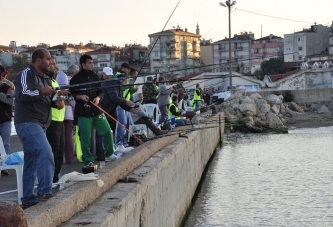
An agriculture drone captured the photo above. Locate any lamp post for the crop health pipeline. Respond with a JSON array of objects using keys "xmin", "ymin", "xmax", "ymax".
[{"xmin": 219, "ymin": 0, "xmax": 237, "ymax": 92}]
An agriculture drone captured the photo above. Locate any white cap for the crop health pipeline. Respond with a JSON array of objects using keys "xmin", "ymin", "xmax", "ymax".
[{"xmin": 103, "ymin": 67, "xmax": 113, "ymax": 76}]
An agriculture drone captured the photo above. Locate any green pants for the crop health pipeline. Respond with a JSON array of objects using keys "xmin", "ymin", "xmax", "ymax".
[{"xmin": 78, "ymin": 114, "xmax": 114, "ymax": 164}]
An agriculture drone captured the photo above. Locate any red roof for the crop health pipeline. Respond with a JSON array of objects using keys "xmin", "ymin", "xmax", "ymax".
[
  {"xmin": 268, "ymin": 70, "xmax": 301, "ymax": 82},
  {"xmin": 179, "ymin": 73, "xmax": 202, "ymax": 80}
]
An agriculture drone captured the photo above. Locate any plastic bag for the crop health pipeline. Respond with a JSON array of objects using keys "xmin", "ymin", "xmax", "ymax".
[{"xmin": 4, "ymin": 151, "xmax": 24, "ymax": 165}]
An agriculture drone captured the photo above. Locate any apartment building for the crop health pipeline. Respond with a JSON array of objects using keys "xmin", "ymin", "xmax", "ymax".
[
  {"xmin": 48, "ymin": 43, "xmax": 93, "ymax": 71},
  {"xmin": 284, "ymin": 24, "xmax": 330, "ymax": 62},
  {"xmin": 250, "ymin": 35, "xmax": 284, "ymax": 74},
  {"xmin": 213, "ymin": 32, "xmax": 254, "ymax": 74},
  {"xmin": 148, "ymin": 26, "xmax": 201, "ymax": 77}
]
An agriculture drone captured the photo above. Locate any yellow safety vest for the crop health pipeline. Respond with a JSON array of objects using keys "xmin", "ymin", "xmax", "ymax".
[
  {"xmin": 168, "ymin": 103, "xmax": 180, "ymax": 120},
  {"xmin": 194, "ymin": 88, "xmax": 201, "ymax": 101},
  {"xmin": 51, "ymin": 79, "xmax": 65, "ymax": 122}
]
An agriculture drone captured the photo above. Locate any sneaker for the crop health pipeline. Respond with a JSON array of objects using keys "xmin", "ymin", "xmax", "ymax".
[
  {"xmin": 38, "ymin": 193, "xmax": 54, "ymax": 201},
  {"xmin": 21, "ymin": 202, "xmax": 38, "ymax": 209},
  {"xmin": 1, "ymin": 170, "xmax": 9, "ymax": 175},
  {"xmin": 120, "ymin": 147, "xmax": 134, "ymax": 154},
  {"xmin": 105, "ymin": 154, "xmax": 118, "ymax": 162},
  {"xmin": 114, "ymin": 150, "xmax": 123, "ymax": 157}
]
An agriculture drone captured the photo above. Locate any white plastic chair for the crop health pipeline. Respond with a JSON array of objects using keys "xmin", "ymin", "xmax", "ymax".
[
  {"xmin": 143, "ymin": 104, "xmax": 161, "ymax": 124},
  {"xmin": 127, "ymin": 112, "xmax": 149, "ymax": 143},
  {"xmin": 0, "ymin": 137, "xmax": 23, "ymax": 205}
]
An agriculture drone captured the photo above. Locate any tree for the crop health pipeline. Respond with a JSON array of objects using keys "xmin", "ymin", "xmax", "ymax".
[
  {"xmin": 253, "ymin": 69, "xmax": 264, "ymax": 81},
  {"xmin": 7, "ymin": 54, "xmax": 30, "ymax": 81},
  {"xmin": 260, "ymin": 57, "xmax": 285, "ymax": 77}
]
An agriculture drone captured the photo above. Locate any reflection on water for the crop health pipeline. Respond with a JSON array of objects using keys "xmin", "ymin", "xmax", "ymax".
[{"xmin": 185, "ymin": 127, "xmax": 333, "ymax": 227}]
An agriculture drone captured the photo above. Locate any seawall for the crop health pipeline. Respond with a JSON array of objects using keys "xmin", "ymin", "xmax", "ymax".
[{"xmin": 25, "ymin": 117, "xmax": 224, "ymax": 227}]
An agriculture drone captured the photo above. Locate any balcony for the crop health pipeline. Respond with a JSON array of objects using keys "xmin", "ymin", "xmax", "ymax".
[
  {"xmin": 234, "ymin": 46, "xmax": 243, "ymax": 51},
  {"xmin": 193, "ymin": 47, "xmax": 200, "ymax": 52},
  {"xmin": 166, "ymin": 55, "xmax": 180, "ymax": 59},
  {"xmin": 166, "ymin": 46, "xmax": 176, "ymax": 52}
]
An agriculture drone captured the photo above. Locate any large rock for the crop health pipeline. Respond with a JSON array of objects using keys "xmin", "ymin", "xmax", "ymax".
[
  {"xmin": 242, "ymin": 96, "xmax": 256, "ymax": 105},
  {"xmin": 255, "ymin": 98, "xmax": 268, "ymax": 106},
  {"xmin": 266, "ymin": 111, "xmax": 284, "ymax": 128},
  {"xmin": 0, "ymin": 202, "xmax": 28, "ymax": 227},
  {"xmin": 239, "ymin": 102, "xmax": 256, "ymax": 115},
  {"xmin": 266, "ymin": 94, "xmax": 283, "ymax": 105},
  {"xmin": 259, "ymin": 104, "xmax": 271, "ymax": 114},
  {"xmin": 271, "ymin": 105, "xmax": 280, "ymax": 115},
  {"xmin": 317, "ymin": 105, "xmax": 331, "ymax": 114},
  {"xmin": 239, "ymin": 116, "xmax": 254, "ymax": 126}
]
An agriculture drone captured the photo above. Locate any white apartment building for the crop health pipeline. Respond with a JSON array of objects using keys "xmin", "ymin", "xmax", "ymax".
[
  {"xmin": 213, "ymin": 32, "xmax": 254, "ymax": 74},
  {"xmin": 284, "ymin": 24, "xmax": 330, "ymax": 62},
  {"xmin": 148, "ymin": 26, "xmax": 201, "ymax": 77},
  {"xmin": 85, "ymin": 47, "xmax": 120, "ymax": 74},
  {"xmin": 48, "ymin": 43, "xmax": 93, "ymax": 71}
]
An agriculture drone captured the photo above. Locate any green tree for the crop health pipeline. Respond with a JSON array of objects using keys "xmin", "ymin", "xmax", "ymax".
[
  {"xmin": 253, "ymin": 69, "xmax": 264, "ymax": 80},
  {"xmin": 7, "ymin": 54, "xmax": 30, "ymax": 81},
  {"xmin": 260, "ymin": 57, "xmax": 285, "ymax": 76}
]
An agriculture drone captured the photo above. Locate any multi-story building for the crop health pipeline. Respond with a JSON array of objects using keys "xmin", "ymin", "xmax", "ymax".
[
  {"xmin": 48, "ymin": 43, "xmax": 93, "ymax": 71},
  {"xmin": 284, "ymin": 24, "xmax": 330, "ymax": 62},
  {"xmin": 329, "ymin": 25, "xmax": 333, "ymax": 58},
  {"xmin": 213, "ymin": 32, "xmax": 254, "ymax": 74},
  {"xmin": 200, "ymin": 39, "xmax": 214, "ymax": 72},
  {"xmin": 85, "ymin": 46, "xmax": 121, "ymax": 74},
  {"xmin": 250, "ymin": 34, "xmax": 284, "ymax": 74},
  {"xmin": 148, "ymin": 26, "xmax": 201, "ymax": 77}
]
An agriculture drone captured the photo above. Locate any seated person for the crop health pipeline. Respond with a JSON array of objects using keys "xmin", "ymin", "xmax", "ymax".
[
  {"xmin": 131, "ymin": 93, "xmax": 167, "ymax": 136},
  {"xmin": 168, "ymin": 96, "xmax": 188, "ymax": 126}
]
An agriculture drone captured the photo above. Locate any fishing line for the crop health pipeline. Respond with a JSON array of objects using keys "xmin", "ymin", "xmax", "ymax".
[{"xmin": 89, "ymin": 101, "xmax": 155, "ymax": 153}]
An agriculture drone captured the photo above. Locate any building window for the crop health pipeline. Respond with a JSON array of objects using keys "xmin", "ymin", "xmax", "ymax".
[
  {"xmin": 298, "ymin": 55, "xmax": 303, "ymax": 60},
  {"xmin": 298, "ymin": 37, "xmax": 302, "ymax": 41},
  {"xmin": 155, "ymin": 69, "xmax": 159, "ymax": 73},
  {"xmin": 254, "ymin": 49, "xmax": 259, "ymax": 54},
  {"xmin": 298, "ymin": 46, "xmax": 303, "ymax": 51}
]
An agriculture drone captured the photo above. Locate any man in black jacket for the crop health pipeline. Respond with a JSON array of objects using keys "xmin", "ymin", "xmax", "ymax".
[
  {"xmin": 14, "ymin": 48, "xmax": 60, "ymax": 208},
  {"xmin": 69, "ymin": 55, "xmax": 114, "ymax": 165}
]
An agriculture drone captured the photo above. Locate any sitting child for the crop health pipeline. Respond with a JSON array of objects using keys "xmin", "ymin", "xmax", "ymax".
[{"xmin": 131, "ymin": 93, "xmax": 168, "ymax": 136}]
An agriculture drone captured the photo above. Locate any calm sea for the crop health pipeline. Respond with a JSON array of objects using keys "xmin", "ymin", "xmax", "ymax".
[{"xmin": 185, "ymin": 126, "xmax": 333, "ymax": 227}]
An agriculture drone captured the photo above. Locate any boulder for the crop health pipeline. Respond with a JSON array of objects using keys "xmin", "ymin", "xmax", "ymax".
[
  {"xmin": 266, "ymin": 111, "xmax": 284, "ymax": 128},
  {"xmin": 255, "ymin": 98, "xmax": 268, "ymax": 106},
  {"xmin": 259, "ymin": 104, "xmax": 271, "ymax": 114},
  {"xmin": 266, "ymin": 94, "xmax": 283, "ymax": 105},
  {"xmin": 239, "ymin": 102, "xmax": 256, "ymax": 115},
  {"xmin": 317, "ymin": 105, "xmax": 331, "ymax": 114},
  {"xmin": 271, "ymin": 105, "xmax": 280, "ymax": 115},
  {"xmin": 242, "ymin": 96, "xmax": 256, "ymax": 105}
]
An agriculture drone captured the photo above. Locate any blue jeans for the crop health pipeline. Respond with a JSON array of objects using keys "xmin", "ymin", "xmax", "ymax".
[
  {"xmin": 0, "ymin": 121, "xmax": 11, "ymax": 155},
  {"xmin": 116, "ymin": 106, "xmax": 127, "ymax": 144},
  {"xmin": 195, "ymin": 101, "xmax": 200, "ymax": 111},
  {"xmin": 175, "ymin": 119, "xmax": 187, "ymax": 126},
  {"xmin": 15, "ymin": 123, "xmax": 54, "ymax": 204}
]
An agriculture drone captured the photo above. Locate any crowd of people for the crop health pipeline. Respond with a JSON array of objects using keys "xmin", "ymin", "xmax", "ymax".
[{"xmin": 0, "ymin": 48, "xmax": 213, "ymax": 208}]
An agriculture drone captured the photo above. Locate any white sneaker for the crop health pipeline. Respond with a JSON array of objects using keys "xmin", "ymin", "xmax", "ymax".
[
  {"xmin": 105, "ymin": 154, "xmax": 118, "ymax": 162},
  {"xmin": 116, "ymin": 145, "xmax": 126, "ymax": 151},
  {"xmin": 120, "ymin": 147, "xmax": 134, "ymax": 153}
]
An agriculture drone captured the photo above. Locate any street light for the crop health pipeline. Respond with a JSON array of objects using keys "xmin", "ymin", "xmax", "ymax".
[{"xmin": 220, "ymin": 0, "xmax": 236, "ymax": 92}]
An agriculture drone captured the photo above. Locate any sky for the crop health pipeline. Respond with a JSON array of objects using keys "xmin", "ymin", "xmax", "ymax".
[{"xmin": 1, "ymin": 0, "xmax": 333, "ymax": 47}]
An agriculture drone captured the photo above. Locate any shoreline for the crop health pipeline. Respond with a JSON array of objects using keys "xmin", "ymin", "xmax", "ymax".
[{"xmin": 285, "ymin": 112, "xmax": 333, "ymax": 129}]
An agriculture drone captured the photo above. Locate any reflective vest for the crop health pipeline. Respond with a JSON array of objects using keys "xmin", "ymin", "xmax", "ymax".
[
  {"xmin": 123, "ymin": 78, "xmax": 135, "ymax": 101},
  {"xmin": 51, "ymin": 79, "xmax": 65, "ymax": 122},
  {"xmin": 168, "ymin": 103, "xmax": 180, "ymax": 120},
  {"xmin": 193, "ymin": 88, "xmax": 201, "ymax": 101},
  {"xmin": 155, "ymin": 84, "xmax": 159, "ymax": 98}
]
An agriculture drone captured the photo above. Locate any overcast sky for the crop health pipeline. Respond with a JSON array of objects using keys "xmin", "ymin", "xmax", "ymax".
[{"xmin": 1, "ymin": 0, "xmax": 332, "ymax": 47}]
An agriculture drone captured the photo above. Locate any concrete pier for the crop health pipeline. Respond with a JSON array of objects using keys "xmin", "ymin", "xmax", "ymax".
[{"xmin": 3, "ymin": 116, "xmax": 224, "ymax": 227}]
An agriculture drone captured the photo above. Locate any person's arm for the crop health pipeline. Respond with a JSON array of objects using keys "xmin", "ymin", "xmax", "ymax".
[
  {"xmin": 0, "ymin": 88, "xmax": 14, "ymax": 105},
  {"xmin": 159, "ymin": 85, "xmax": 172, "ymax": 95},
  {"xmin": 170, "ymin": 105, "xmax": 181, "ymax": 116},
  {"xmin": 15, "ymin": 71, "xmax": 54, "ymax": 103},
  {"xmin": 196, "ymin": 89, "xmax": 201, "ymax": 96}
]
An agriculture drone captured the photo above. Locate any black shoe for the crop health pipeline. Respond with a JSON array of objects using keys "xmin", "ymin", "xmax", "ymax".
[
  {"xmin": 38, "ymin": 193, "xmax": 54, "ymax": 201},
  {"xmin": 21, "ymin": 202, "xmax": 38, "ymax": 209},
  {"xmin": 1, "ymin": 170, "xmax": 9, "ymax": 175}
]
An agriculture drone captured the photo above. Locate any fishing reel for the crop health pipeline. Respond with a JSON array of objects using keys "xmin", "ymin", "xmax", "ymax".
[
  {"xmin": 84, "ymin": 97, "xmax": 91, "ymax": 111},
  {"xmin": 52, "ymin": 92, "xmax": 74, "ymax": 102}
]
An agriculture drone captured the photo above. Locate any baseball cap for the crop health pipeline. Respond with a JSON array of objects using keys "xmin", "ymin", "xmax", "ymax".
[
  {"xmin": 103, "ymin": 67, "xmax": 113, "ymax": 76},
  {"xmin": 121, "ymin": 63, "xmax": 131, "ymax": 69}
]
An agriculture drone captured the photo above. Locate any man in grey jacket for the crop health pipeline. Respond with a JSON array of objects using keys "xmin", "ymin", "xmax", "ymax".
[{"xmin": 157, "ymin": 76, "xmax": 173, "ymax": 123}]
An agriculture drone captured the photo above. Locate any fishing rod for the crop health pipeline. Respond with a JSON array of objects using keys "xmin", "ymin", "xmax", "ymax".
[
  {"xmin": 123, "ymin": 0, "xmax": 182, "ymax": 100},
  {"xmin": 88, "ymin": 100, "xmax": 155, "ymax": 153}
]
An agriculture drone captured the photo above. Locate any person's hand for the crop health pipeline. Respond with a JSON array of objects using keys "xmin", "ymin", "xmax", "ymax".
[
  {"xmin": 77, "ymin": 95, "xmax": 89, "ymax": 101},
  {"xmin": 58, "ymin": 89, "xmax": 70, "ymax": 96},
  {"xmin": 40, "ymin": 86, "xmax": 56, "ymax": 96},
  {"xmin": 126, "ymin": 100, "xmax": 134, "ymax": 107},
  {"xmin": 135, "ymin": 87, "xmax": 138, "ymax": 92},
  {"xmin": 150, "ymin": 115, "xmax": 154, "ymax": 120},
  {"xmin": 57, "ymin": 101, "xmax": 65, "ymax": 110},
  {"xmin": 93, "ymin": 96, "xmax": 100, "ymax": 105},
  {"xmin": 66, "ymin": 100, "xmax": 73, "ymax": 106},
  {"xmin": 130, "ymin": 108, "xmax": 138, "ymax": 114}
]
